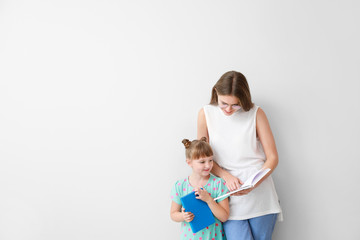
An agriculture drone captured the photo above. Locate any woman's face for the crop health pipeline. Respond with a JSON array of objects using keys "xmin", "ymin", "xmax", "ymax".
[{"xmin": 217, "ymin": 95, "xmax": 241, "ymax": 116}]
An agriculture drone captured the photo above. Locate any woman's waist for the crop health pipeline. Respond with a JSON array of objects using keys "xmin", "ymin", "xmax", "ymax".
[{"xmin": 217, "ymin": 158, "xmax": 264, "ymax": 172}]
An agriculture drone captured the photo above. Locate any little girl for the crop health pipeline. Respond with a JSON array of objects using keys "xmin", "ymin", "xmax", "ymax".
[{"xmin": 170, "ymin": 137, "xmax": 230, "ymax": 240}]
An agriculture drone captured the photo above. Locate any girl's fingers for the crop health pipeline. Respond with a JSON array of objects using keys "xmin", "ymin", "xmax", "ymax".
[{"xmin": 184, "ymin": 212, "xmax": 194, "ymax": 221}]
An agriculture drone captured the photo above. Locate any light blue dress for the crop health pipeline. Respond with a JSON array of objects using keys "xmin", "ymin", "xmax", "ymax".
[{"xmin": 171, "ymin": 174, "xmax": 229, "ymax": 240}]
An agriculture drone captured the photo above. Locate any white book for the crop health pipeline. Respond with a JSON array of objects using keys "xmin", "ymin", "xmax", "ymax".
[{"xmin": 213, "ymin": 168, "xmax": 271, "ymax": 201}]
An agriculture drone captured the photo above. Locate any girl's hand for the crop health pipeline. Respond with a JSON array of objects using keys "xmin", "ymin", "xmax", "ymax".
[
  {"xmin": 181, "ymin": 208, "xmax": 194, "ymax": 222},
  {"xmin": 222, "ymin": 172, "xmax": 243, "ymax": 192},
  {"xmin": 194, "ymin": 187, "xmax": 212, "ymax": 203}
]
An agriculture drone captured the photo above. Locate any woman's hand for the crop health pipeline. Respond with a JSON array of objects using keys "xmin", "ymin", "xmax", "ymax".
[
  {"xmin": 232, "ymin": 187, "xmax": 253, "ymax": 196},
  {"xmin": 194, "ymin": 187, "xmax": 213, "ymax": 203},
  {"xmin": 222, "ymin": 172, "xmax": 257, "ymax": 196},
  {"xmin": 181, "ymin": 208, "xmax": 194, "ymax": 222},
  {"xmin": 222, "ymin": 172, "xmax": 243, "ymax": 192}
]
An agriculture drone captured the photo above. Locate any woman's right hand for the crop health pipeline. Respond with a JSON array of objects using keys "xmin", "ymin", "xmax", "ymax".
[
  {"xmin": 181, "ymin": 208, "xmax": 194, "ymax": 222},
  {"xmin": 223, "ymin": 172, "xmax": 243, "ymax": 192}
]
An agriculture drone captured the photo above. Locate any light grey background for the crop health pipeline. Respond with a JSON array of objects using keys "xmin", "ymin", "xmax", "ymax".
[{"xmin": 1, "ymin": 0, "xmax": 359, "ymax": 239}]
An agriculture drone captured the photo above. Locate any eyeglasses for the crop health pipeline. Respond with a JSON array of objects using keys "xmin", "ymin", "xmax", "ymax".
[{"xmin": 218, "ymin": 102, "xmax": 241, "ymax": 110}]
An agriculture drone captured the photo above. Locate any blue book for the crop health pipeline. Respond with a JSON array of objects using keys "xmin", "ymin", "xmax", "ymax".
[{"xmin": 180, "ymin": 191, "xmax": 215, "ymax": 233}]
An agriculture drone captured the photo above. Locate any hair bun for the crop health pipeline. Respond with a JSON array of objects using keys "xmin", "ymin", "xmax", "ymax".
[
  {"xmin": 200, "ymin": 137, "xmax": 207, "ymax": 142},
  {"xmin": 182, "ymin": 139, "xmax": 191, "ymax": 149}
]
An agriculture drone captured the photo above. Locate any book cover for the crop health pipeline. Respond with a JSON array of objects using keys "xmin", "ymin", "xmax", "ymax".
[{"xmin": 180, "ymin": 191, "xmax": 215, "ymax": 233}]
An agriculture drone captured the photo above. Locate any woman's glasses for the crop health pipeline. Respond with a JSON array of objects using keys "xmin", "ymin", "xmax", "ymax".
[{"xmin": 218, "ymin": 102, "xmax": 241, "ymax": 110}]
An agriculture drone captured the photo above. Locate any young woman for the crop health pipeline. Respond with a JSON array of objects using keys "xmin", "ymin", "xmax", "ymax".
[{"xmin": 197, "ymin": 71, "xmax": 282, "ymax": 240}]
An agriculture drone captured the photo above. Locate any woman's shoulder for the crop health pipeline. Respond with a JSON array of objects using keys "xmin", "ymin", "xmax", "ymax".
[
  {"xmin": 198, "ymin": 104, "xmax": 216, "ymax": 118},
  {"xmin": 201, "ymin": 104, "xmax": 218, "ymax": 114},
  {"xmin": 250, "ymin": 103, "xmax": 260, "ymax": 111},
  {"xmin": 245, "ymin": 104, "xmax": 261, "ymax": 117},
  {"xmin": 254, "ymin": 106, "xmax": 268, "ymax": 120}
]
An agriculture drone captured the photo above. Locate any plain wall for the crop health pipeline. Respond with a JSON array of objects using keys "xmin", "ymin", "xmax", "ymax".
[{"xmin": 1, "ymin": 0, "xmax": 359, "ymax": 239}]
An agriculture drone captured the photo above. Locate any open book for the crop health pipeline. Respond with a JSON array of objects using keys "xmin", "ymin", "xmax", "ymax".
[{"xmin": 213, "ymin": 168, "xmax": 271, "ymax": 201}]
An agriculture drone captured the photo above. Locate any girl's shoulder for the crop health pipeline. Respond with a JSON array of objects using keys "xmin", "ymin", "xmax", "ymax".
[
  {"xmin": 208, "ymin": 174, "xmax": 226, "ymax": 184},
  {"xmin": 206, "ymin": 174, "xmax": 229, "ymax": 199},
  {"xmin": 173, "ymin": 177, "xmax": 189, "ymax": 187}
]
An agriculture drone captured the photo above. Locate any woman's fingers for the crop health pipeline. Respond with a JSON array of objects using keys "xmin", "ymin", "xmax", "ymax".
[
  {"xmin": 225, "ymin": 175, "xmax": 243, "ymax": 191},
  {"xmin": 228, "ymin": 181, "xmax": 239, "ymax": 191},
  {"xmin": 227, "ymin": 183, "xmax": 234, "ymax": 191},
  {"xmin": 233, "ymin": 178, "xmax": 242, "ymax": 189}
]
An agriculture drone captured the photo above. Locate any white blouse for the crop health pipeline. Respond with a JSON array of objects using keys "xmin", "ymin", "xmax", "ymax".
[{"xmin": 204, "ymin": 104, "xmax": 282, "ymax": 220}]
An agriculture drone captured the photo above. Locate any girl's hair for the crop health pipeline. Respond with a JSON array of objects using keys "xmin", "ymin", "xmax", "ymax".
[
  {"xmin": 182, "ymin": 137, "xmax": 213, "ymax": 160},
  {"xmin": 210, "ymin": 71, "xmax": 254, "ymax": 111}
]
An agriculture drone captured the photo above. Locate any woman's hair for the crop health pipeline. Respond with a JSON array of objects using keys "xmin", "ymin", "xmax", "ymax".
[
  {"xmin": 210, "ymin": 71, "xmax": 254, "ymax": 111},
  {"xmin": 182, "ymin": 137, "xmax": 213, "ymax": 160}
]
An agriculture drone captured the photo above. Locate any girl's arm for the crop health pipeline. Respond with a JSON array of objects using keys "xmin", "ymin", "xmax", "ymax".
[
  {"xmin": 170, "ymin": 201, "xmax": 194, "ymax": 223},
  {"xmin": 195, "ymin": 188, "xmax": 229, "ymax": 222},
  {"xmin": 197, "ymin": 109, "xmax": 242, "ymax": 191},
  {"xmin": 208, "ymin": 198, "xmax": 229, "ymax": 222},
  {"xmin": 254, "ymin": 108, "xmax": 279, "ymax": 186}
]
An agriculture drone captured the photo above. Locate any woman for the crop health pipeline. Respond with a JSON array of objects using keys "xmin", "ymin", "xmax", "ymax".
[{"xmin": 197, "ymin": 71, "xmax": 282, "ymax": 240}]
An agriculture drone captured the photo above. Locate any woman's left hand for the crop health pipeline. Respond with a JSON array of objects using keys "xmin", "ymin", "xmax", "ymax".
[
  {"xmin": 232, "ymin": 181, "xmax": 261, "ymax": 196},
  {"xmin": 194, "ymin": 187, "xmax": 212, "ymax": 203},
  {"xmin": 231, "ymin": 187, "xmax": 253, "ymax": 196}
]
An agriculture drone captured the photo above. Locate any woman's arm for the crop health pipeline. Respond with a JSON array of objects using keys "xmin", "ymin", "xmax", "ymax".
[
  {"xmin": 212, "ymin": 162, "xmax": 242, "ymax": 191},
  {"xmin": 254, "ymin": 107, "xmax": 279, "ymax": 186},
  {"xmin": 219, "ymin": 107, "xmax": 279, "ymax": 195},
  {"xmin": 234, "ymin": 108, "xmax": 279, "ymax": 194},
  {"xmin": 197, "ymin": 109, "xmax": 242, "ymax": 191},
  {"xmin": 197, "ymin": 108, "xmax": 209, "ymax": 140}
]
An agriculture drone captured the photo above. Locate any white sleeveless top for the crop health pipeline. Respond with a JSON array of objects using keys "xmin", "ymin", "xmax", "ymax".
[{"xmin": 204, "ymin": 104, "xmax": 282, "ymax": 220}]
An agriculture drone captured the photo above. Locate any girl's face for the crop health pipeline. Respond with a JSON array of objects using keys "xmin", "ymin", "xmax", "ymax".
[
  {"xmin": 187, "ymin": 156, "xmax": 213, "ymax": 177},
  {"xmin": 217, "ymin": 94, "xmax": 241, "ymax": 116}
]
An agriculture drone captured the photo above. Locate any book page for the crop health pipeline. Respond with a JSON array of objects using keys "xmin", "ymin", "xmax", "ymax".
[
  {"xmin": 251, "ymin": 168, "xmax": 271, "ymax": 186},
  {"xmin": 241, "ymin": 168, "xmax": 271, "ymax": 188},
  {"xmin": 213, "ymin": 168, "xmax": 271, "ymax": 201}
]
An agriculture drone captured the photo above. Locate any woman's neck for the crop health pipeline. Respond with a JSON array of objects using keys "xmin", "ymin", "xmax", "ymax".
[{"xmin": 188, "ymin": 173, "xmax": 210, "ymax": 188}]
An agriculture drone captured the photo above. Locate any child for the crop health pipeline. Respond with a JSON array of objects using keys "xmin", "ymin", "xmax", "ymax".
[{"xmin": 170, "ymin": 137, "xmax": 230, "ymax": 240}]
